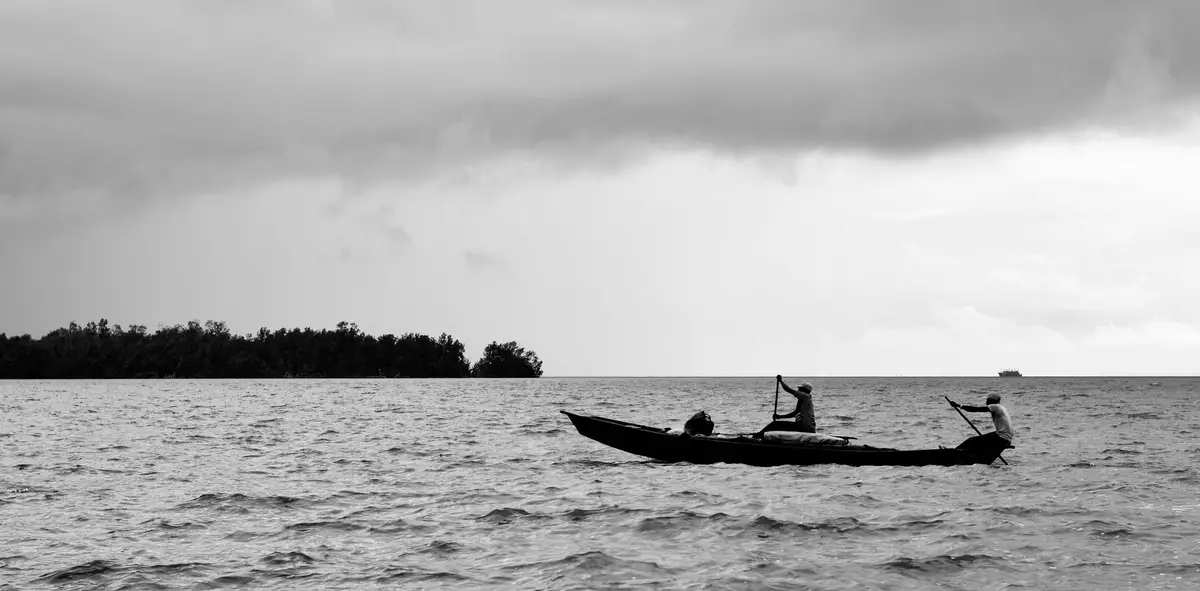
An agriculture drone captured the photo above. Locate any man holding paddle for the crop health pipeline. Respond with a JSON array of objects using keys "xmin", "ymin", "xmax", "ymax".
[
  {"xmin": 762, "ymin": 375, "xmax": 817, "ymax": 433},
  {"xmin": 947, "ymin": 393, "xmax": 1014, "ymax": 452}
]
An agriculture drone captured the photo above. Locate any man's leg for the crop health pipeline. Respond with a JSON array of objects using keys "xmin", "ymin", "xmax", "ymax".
[
  {"xmin": 757, "ymin": 420, "xmax": 805, "ymax": 435},
  {"xmin": 956, "ymin": 432, "xmax": 1007, "ymax": 451}
]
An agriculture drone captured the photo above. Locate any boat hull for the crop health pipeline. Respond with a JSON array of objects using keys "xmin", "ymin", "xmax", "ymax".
[{"xmin": 562, "ymin": 411, "xmax": 1008, "ymax": 467}]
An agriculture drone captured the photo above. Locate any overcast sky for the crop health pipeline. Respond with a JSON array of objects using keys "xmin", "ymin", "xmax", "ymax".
[{"xmin": 3, "ymin": 0, "xmax": 1200, "ymax": 376}]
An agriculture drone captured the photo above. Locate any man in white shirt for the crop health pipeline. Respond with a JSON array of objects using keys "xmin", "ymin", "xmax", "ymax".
[{"xmin": 948, "ymin": 393, "xmax": 1014, "ymax": 451}]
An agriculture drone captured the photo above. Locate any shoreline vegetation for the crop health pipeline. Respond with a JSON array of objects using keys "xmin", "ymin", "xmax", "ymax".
[{"xmin": 0, "ymin": 319, "xmax": 543, "ymax": 379}]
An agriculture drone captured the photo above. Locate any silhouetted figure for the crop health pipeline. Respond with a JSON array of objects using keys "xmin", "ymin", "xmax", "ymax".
[
  {"xmin": 948, "ymin": 393, "xmax": 1014, "ymax": 452},
  {"xmin": 682, "ymin": 411, "xmax": 714, "ymax": 437},
  {"xmin": 759, "ymin": 375, "xmax": 817, "ymax": 434}
]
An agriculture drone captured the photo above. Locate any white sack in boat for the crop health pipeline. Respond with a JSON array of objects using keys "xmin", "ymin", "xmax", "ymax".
[{"xmin": 762, "ymin": 431, "xmax": 850, "ymax": 446}]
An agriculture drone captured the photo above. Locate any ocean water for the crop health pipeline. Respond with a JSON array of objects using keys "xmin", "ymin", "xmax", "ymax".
[{"xmin": 1, "ymin": 377, "xmax": 1198, "ymax": 590}]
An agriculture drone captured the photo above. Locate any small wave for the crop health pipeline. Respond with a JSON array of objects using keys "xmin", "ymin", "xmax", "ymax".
[
  {"xmin": 503, "ymin": 550, "xmax": 673, "ymax": 576},
  {"xmin": 880, "ymin": 553, "xmax": 1001, "ymax": 574},
  {"xmin": 1101, "ymin": 461, "xmax": 1144, "ymax": 470},
  {"xmin": 1123, "ymin": 412, "xmax": 1161, "ymax": 420},
  {"xmin": 1055, "ymin": 519, "xmax": 1126, "ymax": 536},
  {"xmin": 328, "ymin": 489, "xmax": 376, "ymax": 500},
  {"xmin": 413, "ymin": 540, "xmax": 462, "ymax": 555},
  {"xmin": 1100, "ymin": 448, "xmax": 1142, "ymax": 455},
  {"xmin": 260, "ymin": 551, "xmax": 315, "ymax": 565},
  {"xmin": 551, "ymin": 459, "xmax": 630, "ymax": 468},
  {"xmin": 283, "ymin": 521, "xmax": 367, "ymax": 534},
  {"xmin": 2, "ymin": 484, "xmax": 42, "ymax": 494},
  {"xmin": 990, "ymin": 506, "xmax": 1045, "ymax": 517},
  {"xmin": 368, "ymin": 519, "xmax": 436, "ymax": 535},
  {"xmin": 444, "ymin": 459, "xmax": 488, "ymax": 469},
  {"xmin": 521, "ymin": 427, "xmax": 566, "ymax": 436},
  {"xmin": 1091, "ymin": 526, "xmax": 1151, "ymax": 539},
  {"xmin": 500, "ymin": 457, "xmax": 537, "ymax": 465},
  {"xmin": 384, "ymin": 446, "xmax": 429, "ymax": 455},
  {"xmin": 826, "ymin": 493, "xmax": 883, "ymax": 506},
  {"xmin": 36, "ymin": 559, "xmax": 118, "ymax": 583},
  {"xmin": 374, "ymin": 565, "xmax": 475, "ymax": 584},
  {"xmin": 562, "ymin": 506, "xmax": 646, "ymax": 521},
  {"xmin": 1063, "ymin": 560, "xmax": 1117, "ymax": 569},
  {"xmin": 224, "ymin": 530, "xmax": 270, "ymax": 542},
  {"xmin": 199, "ymin": 574, "xmax": 258, "ymax": 586},
  {"xmin": 176, "ymin": 492, "xmax": 304, "ymax": 513},
  {"xmin": 1147, "ymin": 562, "xmax": 1200, "ymax": 575},
  {"xmin": 47, "ymin": 464, "xmax": 127, "ymax": 477},
  {"xmin": 477, "ymin": 507, "xmax": 551, "ymax": 525},
  {"xmin": 665, "ymin": 489, "xmax": 724, "ymax": 503},
  {"xmin": 130, "ymin": 562, "xmax": 211, "ymax": 576},
  {"xmin": 878, "ymin": 518, "xmax": 946, "ymax": 532},
  {"xmin": 751, "ymin": 515, "xmax": 866, "ymax": 534},
  {"xmin": 636, "ymin": 511, "xmax": 730, "ymax": 533},
  {"xmin": 140, "ymin": 518, "xmax": 207, "ymax": 531}
]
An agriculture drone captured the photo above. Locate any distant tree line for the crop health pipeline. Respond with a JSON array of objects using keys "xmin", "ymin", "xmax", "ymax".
[{"xmin": 0, "ymin": 319, "xmax": 544, "ymax": 379}]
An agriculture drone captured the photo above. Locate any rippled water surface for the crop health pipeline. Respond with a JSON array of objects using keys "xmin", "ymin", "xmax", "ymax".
[{"xmin": 2, "ymin": 377, "xmax": 1199, "ymax": 590}]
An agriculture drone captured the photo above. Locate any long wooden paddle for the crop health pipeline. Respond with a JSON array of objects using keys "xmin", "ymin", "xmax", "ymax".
[
  {"xmin": 751, "ymin": 378, "xmax": 783, "ymax": 438},
  {"xmin": 945, "ymin": 395, "xmax": 1008, "ymax": 465}
]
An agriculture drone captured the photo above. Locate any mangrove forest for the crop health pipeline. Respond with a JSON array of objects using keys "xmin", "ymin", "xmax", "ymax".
[{"xmin": 0, "ymin": 319, "xmax": 544, "ymax": 379}]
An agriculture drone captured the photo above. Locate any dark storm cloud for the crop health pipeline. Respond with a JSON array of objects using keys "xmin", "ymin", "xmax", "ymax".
[{"xmin": 2, "ymin": 0, "xmax": 1198, "ymax": 203}]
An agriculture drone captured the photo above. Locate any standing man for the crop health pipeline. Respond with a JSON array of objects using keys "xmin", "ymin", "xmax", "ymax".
[
  {"xmin": 762, "ymin": 375, "xmax": 817, "ymax": 433},
  {"xmin": 948, "ymin": 393, "xmax": 1014, "ymax": 451}
]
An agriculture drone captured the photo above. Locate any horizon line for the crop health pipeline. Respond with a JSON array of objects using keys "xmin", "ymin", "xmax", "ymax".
[
  {"xmin": 2, "ymin": 374, "xmax": 1195, "ymax": 380},
  {"xmin": 539, "ymin": 374, "xmax": 1198, "ymax": 378}
]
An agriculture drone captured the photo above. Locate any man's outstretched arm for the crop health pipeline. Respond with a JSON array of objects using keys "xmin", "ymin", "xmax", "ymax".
[
  {"xmin": 949, "ymin": 400, "xmax": 989, "ymax": 413},
  {"xmin": 778, "ymin": 376, "xmax": 805, "ymax": 397}
]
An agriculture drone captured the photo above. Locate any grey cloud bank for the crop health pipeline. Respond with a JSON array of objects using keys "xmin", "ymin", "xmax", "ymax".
[{"xmin": 2, "ymin": 0, "xmax": 1199, "ymax": 204}]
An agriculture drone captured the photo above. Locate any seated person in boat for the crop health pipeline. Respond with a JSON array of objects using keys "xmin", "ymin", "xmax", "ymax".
[
  {"xmin": 761, "ymin": 376, "xmax": 817, "ymax": 433},
  {"xmin": 948, "ymin": 393, "xmax": 1014, "ymax": 451},
  {"xmin": 682, "ymin": 411, "xmax": 714, "ymax": 437}
]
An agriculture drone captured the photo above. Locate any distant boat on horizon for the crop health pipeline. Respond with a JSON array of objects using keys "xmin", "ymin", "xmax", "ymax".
[{"xmin": 998, "ymin": 369, "xmax": 1022, "ymax": 377}]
